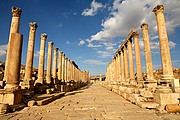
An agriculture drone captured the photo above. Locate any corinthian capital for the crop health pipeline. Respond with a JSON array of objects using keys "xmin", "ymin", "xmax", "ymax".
[
  {"xmin": 29, "ymin": 22, "xmax": 38, "ymax": 30},
  {"xmin": 41, "ymin": 33, "xmax": 48, "ymax": 39},
  {"xmin": 152, "ymin": 5, "xmax": 164, "ymax": 15},
  {"xmin": 140, "ymin": 23, "xmax": 148, "ymax": 30},
  {"xmin": 12, "ymin": 6, "xmax": 22, "ymax": 17}
]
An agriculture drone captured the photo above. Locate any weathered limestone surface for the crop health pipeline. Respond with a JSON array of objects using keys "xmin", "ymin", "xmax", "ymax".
[
  {"xmin": 4, "ymin": 7, "xmax": 22, "ymax": 82},
  {"xmin": 23, "ymin": 22, "xmax": 38, "ymax": 89},
  {"xmin": 35, "ymin": 34, "xmax": 47, "ymax": 85},
  {"xmin": 1, "ymin": 33, "xmax": 23, "ymax": 105},
  {"xmin": 141, "ymin": 23, "xmax": 154, "ymax": 82},
  {"xmin": 132, "ymin": 31, "xmax": 143, "ymax": 84},
  {"xmin": 153, "ymin": 5, "xmax": 174, "ymax": 83},
  {"xmin": 53, "ymin": 48, "xmax": 58, "ymax": 80},
  {"xmin": 1, "ymin": 84, "xmax": 180, "ymax": 120},
  {"xmin": 58, "ymin": 51, "xmax": 63, "ymax": 80},
  {"xmin": 5, "ymin": 33, "xmax": 23, "ymax": 90},
  {"xmin": 46, "ymin": 42, "xmax": 54, "ymax": 84}
]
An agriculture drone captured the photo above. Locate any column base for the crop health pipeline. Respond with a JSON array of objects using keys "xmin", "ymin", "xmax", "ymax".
[
  {"xmin": 20, "ymin": 79, "xmax": 35, "ymax": 89},
  {"xmin": 0, "ymin": 89, "xmax": 23, "ymax": 105}
]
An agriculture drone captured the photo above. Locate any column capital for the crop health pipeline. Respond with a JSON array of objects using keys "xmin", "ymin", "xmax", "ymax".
[
  {"xmin": 48, "ymin": 41, "xmax": 54, "ymax": 45},
  {"xmin": 54, "ymin": 47, "xmax": 59, "ymax": 51},
  {"xmin": 41, "ymin": 33, "xmax": 47, "ymax": 39},
  {"xmin": 12, "ymin": 6, "xmax": 22, "ymax": 17},
  {"xmin": 152, "ymin": 5, "xmax": 164, "ymax": 15},
  {"xmin": 29, "ymin": 22, "xmax": 38, "ymax": 30},
  {"xmin": 60, "ymin": 51, "xmax": 63, "ymax": 54},
  {"xmin": 140, "ymin": 23, "xmax": 148, "ymax": 30},
  {"xmin": 132, "ymin": 31, "xmax": 139, "ymax": 38}
]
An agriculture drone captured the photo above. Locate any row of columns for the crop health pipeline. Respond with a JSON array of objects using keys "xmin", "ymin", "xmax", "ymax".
[
  {"xmin": 106, "ymin": 5, "xmax": 174, "ymax": 88},
  {"xmin": 2, "ymin": 6, "xmax": 90, "ymax": 91}
]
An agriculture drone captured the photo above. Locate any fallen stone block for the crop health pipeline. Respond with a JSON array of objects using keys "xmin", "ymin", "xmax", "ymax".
[
  {"xmin": 165, "ymin": 104, "xmax": 180, "ymax": 113},
  {"xmin": 27, "ymin": 100, "xmax": 36, "ymax": 107},
  {"xmin": 36, "ymin": 97, "xmax": 54, "ymax": 106},
  {"xmin": 0, "ymin": 103, "xmax": 9, "ymax": 114},
  {"xmin": 137, "ymin": 101, "xmax": 159, "ymax": 109}
]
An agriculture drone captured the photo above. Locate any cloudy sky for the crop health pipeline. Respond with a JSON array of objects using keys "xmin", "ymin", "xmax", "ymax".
[{"xmin": 0, "ymin": 0, "xmax": 180, "ymax": 75}]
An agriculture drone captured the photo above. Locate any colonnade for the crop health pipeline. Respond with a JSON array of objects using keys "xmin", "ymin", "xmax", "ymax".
[
  {"xmin": 104, "ymin": 5, "xmax": 180, "ymax": 110},
  {"xmin": 0, "ymin": 6, "xmax": 89, "ymax": 106}
]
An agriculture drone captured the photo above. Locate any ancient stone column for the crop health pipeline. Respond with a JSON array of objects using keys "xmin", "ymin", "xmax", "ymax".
[
  {"xmin": 53, "ymin": 48, "xmax": 58, "ymax": 80},
  {"xmin": 61, "ymin": 54, "xmax": 65, "ymax": 82},
  {"xmin": 123, "ymin": 45, "xmax": 129, "ymax": 82},
  {"xmin": 116, "ymin": 53, "xmax": 120, "ymax": 82},
  {"xmin": 5, "ymin": 33, "xmax": 23, "ymax": 89},
  {"xmin": 23, "ymin": 22, "xmax": 38, "ymax": 88},
  {"xmin": 120, "ymin": 51, "xmax": 125, "ymax": 82},
  {"xmin": 128, "ymin": 40, "xmax": 135, "ymax": 84},
  {"xmin": 141, "ymin": 23, "xmax": 154, "ymax": 82},
  {"xmin": 58, "ymin": 51, "xmax": 63, "ymax": 80},
  {"xmin": 132, "ymin": 31, "xmax": 143, "ymax": 85},
  {"xmin": 46, "ymin": 42, "xmax": 54, "ymax": 84},
  {"xmin": 153, "ymin": 5, "xmax": 174, "ymax": 83},
  {"xmin": 64, "ymin": 58, "xmax": 68, "ymax": 82},
  {"xmin": 4, "ymin": 7, "xmax": 22, "ymax": 82},
  {"xmin": 35, "ymin": 33, "xmax": 47, "ymax": 85}
]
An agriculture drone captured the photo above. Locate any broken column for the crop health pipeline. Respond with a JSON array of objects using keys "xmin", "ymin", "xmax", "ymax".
[
  {"xmin": 46, "ymin": 42, "xmax": 54, "ymax": 84},
  {"xmin": 23, "ymin": 22, "xmax": 38, "ymax": 89},
  {"xmin": 132, "ymin": 31, "xmax": 143, "ymax": 87},
  {"xmin": 35, "ymin": 33, "xmax": 47, "ymax": 85},
  {"xmin": 4, "ymin": 7, "xmax": 22, "ymax": 84}
]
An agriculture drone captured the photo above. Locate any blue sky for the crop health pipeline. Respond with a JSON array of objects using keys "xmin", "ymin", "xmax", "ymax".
[{"xmin": 0, "ymin": 0, "xmax": 180, "ymax": 76}]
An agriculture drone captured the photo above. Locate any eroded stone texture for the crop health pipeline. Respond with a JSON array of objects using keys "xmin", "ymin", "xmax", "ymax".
[
  {"xmin": 58, "ymin": 51, "xmax": 63, "ymax": 80},
  {"xmin": 23, "ymin": 22, "xmax": 38, "ymax": 89},
  {"xmin": 4, "ymin": 7, "xmax": 22, "ymax": 82},
  {"xmin": 52, "ymin": 48, "xmax": 58, "ymax": 81},
  {"xmin": 35, "ymin": 34, "xmax": 47, "ymax": 85},
  {"xmin": 132, "ymin": 31, "xmax": 143, "ymax": 85},
  {"xmin": 128, "ymin": 40, "xmax": 135, "ymax": 84},
  {"xmin": 46, "ymin": 42, "xmax": 54, "ymax": 84},
  {"xmin": 153, "ymin": 5, "xmax": 174, "ymax": 84},
  {"xmin": 141, "ymin": 23, "xmax": 154, "ymax": 82}
]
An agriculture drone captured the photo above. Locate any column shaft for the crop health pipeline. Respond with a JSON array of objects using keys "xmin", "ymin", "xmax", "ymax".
[
  {"xmin": 141, "ymin": 23, "xmax": 154, "ymax": 81},
  {"xmin": 133, "ymin": 31, "xmax": 143, "ymax": 82},
  {"xmin": 24, "ymin": 22, "xmax": 38, "ymax": 83},
  {"xmin": 128, "ymin": 40, "xmax": 135, "ymax": 83},
  {"xmin": 153, "ymin": 5, "xmax": 174, "ymax": 82},
  {"xmin": 124, "ymin": 45, "xmax": 129, "ymax": 81},
  {"xmin": 4, "ymin": 7, "xmax": 22, "ymax": 82},
  {"xmin": 5, "ymin": 33, "xmax": 23, "ymax": 89},
  {"xmin": 58, "ymin": 52, "xmax": 63, "ymax": 80},
  {"xmin": 46, "ymin": 42, "xmax": 54, "ymax": 84},
  {"xmin": 36, "ymin": 34, "xmax": 47, "ymax": 85},
  {"xmin": 120, "ymin": 51, "xmax": 125, "ymax": 82},
  {"xmin": 53, "ymin": 48, "xmax": 58, "ymax": 80}
]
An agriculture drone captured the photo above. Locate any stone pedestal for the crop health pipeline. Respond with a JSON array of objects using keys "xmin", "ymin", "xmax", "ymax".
[{"xmin": 0, "ymin": 89, "xmax": 23, "ymax": 105}]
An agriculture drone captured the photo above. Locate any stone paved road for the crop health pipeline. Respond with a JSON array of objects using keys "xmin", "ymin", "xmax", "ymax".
[{"xmin": 0, "ymin": 84, "xmax": 180, "ymax": 120}]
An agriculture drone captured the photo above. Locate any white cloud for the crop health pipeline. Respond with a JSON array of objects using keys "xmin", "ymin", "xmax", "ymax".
[
  {"xmin": 78, "ymin": 40, "xmax": 85, "ymax": 46},
  {"xmin": 86, "ymin": 39, "xmax": 101, "ymax": 48},
  {"xmin": 97, "ymin": 50, "xmax": 114, "ymax": 58},
  {"xmin": 57, "ymin": 23, "xmax": 62, "ymax": 28},
  {"xmin": 82, "ymin": 0, "xmax": 104, "ymax": 16},
  {"xmin": 0, "ymin": 44, "xmax": 8, "ymax": 59},
  {"xmin": 34, "ymin": 51, "xmax": 40, "ymax": 57},
  {"xmin": 90, "ymin": 0, "xmax": 180, "ymax": 42},
  {"xmin": 81, "ymin": 59, "xmax": 107, "ymax": 65},
  {"xmin": 66, "ymin": 41, "xmax": 70, "ymax": 45}
]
